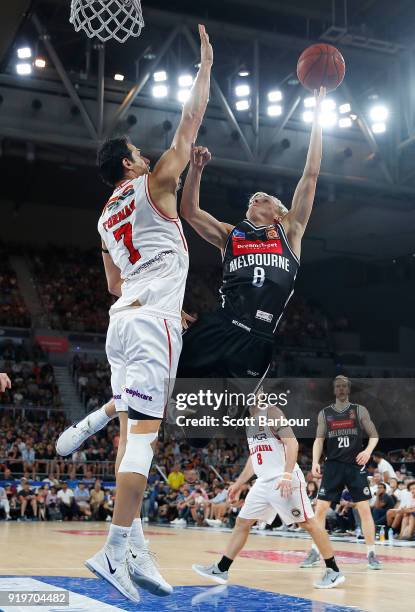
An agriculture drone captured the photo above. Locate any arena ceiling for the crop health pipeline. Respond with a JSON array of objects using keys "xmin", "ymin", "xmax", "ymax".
[{"xmin": 1, "ymin": 0, "xmax": 415, "ymax": 262}]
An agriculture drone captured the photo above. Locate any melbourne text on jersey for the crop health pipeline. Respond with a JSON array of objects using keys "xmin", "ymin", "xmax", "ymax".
[{"xmin": 229, "ymin": 253, "xmax": 290, "ymax": 273}]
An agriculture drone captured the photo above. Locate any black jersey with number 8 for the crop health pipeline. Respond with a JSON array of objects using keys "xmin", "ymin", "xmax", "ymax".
[{"xmin": 220, "ymin": 220, "xmax": 299, "ymax": 339}]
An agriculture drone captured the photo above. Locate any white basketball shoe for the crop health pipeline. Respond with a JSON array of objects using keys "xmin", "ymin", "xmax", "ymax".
[
  {"xmin": 128, "ymin": 545, "xmax": 173, "ymax": 596},
  {"xmin": 85, "ymin": 546, "xmax": 140, "ymax": 602},
  {"xmin": 56, "ymin": 402, "xmax": 111, "ymax": 456}
]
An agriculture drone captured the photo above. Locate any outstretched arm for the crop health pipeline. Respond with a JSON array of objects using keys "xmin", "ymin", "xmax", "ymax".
[
  {"xmin": 151, "ymin": 25, "xmax": 213, "ymax": 203},
  {"xmin": 282, "ymin": 86, "xmax": 325, "ymax": 258},
  {"xmin": 181, "ymin": 144, "xmax": 234, "ymax": 249}
]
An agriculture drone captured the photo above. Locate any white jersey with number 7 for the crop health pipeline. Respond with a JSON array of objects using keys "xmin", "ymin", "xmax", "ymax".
[{"xmin": 98, "ymin": 174, "xmax": 189, "ymax": 318}]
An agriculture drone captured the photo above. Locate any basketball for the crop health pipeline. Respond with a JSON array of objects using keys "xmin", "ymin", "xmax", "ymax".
[{"xmin": 297, "ymin": 43, "xmax": 345, "ymax": 92}]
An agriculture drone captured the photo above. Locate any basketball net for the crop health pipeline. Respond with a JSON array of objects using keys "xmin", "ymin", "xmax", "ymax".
[{"xmin": 70, "ymin": 0, "xmax": 144, "ymax": 43}]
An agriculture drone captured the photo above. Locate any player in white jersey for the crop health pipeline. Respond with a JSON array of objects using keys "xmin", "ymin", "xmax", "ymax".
[
  {"xmin": 192, "ymin": 404, "xmax": 345, "ymax": 589},
  {"xmin": 80, "ymin": 25, "xmax": 213, "ymax": 603}
]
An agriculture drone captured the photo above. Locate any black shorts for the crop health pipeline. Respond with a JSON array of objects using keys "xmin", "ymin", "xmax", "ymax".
[
  {"xmin": 176, "ymin": 308, "xmax": 273, "ymax": 392},
  {"xmin": 317, "ymin": 460, "xmax": 372, "ymax": 503}
]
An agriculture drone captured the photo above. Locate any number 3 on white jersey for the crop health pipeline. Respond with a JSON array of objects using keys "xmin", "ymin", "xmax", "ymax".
[{"xmin": 252, "ymin": 266, "xmax": 265, "ymax": 288}]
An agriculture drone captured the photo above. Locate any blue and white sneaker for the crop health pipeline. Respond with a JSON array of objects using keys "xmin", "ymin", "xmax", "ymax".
[
  {"xmin": 314, "ymin": 568, "xmax": 345, "ymax": 589},
  {"xmin": 128, "ymin": 545, "xmax": 173, "ymax": 596},
  {"xmin": 85, "ymin": 547, "xmax": 140, "ymax": 603}
]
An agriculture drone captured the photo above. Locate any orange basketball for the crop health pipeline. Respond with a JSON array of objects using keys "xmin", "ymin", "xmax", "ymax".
[{"xmin": 297, "ymin": 44, "xmax": 345, "ymax": 92}]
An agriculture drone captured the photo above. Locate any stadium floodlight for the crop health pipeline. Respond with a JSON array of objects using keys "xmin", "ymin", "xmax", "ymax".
[
  {"xmin": 235, "ymin": 84, "xmax": 250, "ymax": 97},
  {"xmin": 236, "ymin": 99, "xmax": 250, "ymax": 111},
  {"xmin": 17, "ymin": 47, "xmax": 31, "ymax": 59},
  {"xmin": 114, "ymin": 73, "xmax": 124, "ymax": 81},
  {"xmin": 339, "ymin": 103, "xmax": 351, "ymax": 114},
  {"xmin": 303, "ymin": 97, "xmax": 316, "ymax": 108},
  {"xmin": 302, "ymin": 110, "xmax": 314, "ymax": 123},
  {"xmin": 178, "ymin": 74, "xmax": 193, "ymax": 88},
  {"xmin": 238, "ymin": 69, "xmax": 250, "ymax": 77},
  {"xmin": 34, "ymin": 58, "xmax": 46, "ymax": 69},
  {"xmin": 177, "ymin": 88, "xmax": 191, "ymax": 103},
  {"xmin": 152, "ymin": 84, "xmax": 168, "ymax": 98},
  {"xmin": 267, "ymin": 104, "xmax": 282, "ymax": 117},
  {"xmin": 16, "ymin": 63, "xmax": 32, "ymax": 76},
  {"xmin": 268, "ymin": 90, "xmax": 282, "ymax": 102},
  {"xmin": 372, "ymin": 122, "xmax": 386, "ymax": 134},
  {"xmin": 369, "ymin": 105, "xmax": 388, "ymax": 122},
  {"xmin": 322, "ymin": 99, "xmax": 336, "ymax": 111},
  {"xmin": 153, "ymin": 70, "xmax": 167, "ymax": 82},
  {"xmin": 339, "ymin": 117, "xmax": 352, "ymax": 128},
  {"xmin": 319, "ymin": 111, "xmax": 337, "ymax": 127}
]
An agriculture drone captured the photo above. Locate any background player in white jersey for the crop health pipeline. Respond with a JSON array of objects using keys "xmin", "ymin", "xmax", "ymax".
[
  {"xmin": 192, "ymin": 404, "xmax": 345, "ymax": 589},
  {"xmin": 76, "ymin": 25, "xmax": 213, "ymax": 603}
]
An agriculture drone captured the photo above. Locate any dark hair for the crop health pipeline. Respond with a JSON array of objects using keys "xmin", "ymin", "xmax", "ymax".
[
  {"xmin": 407, "ymin": 481, "xmax": 415, "ymax": 490},
  {"xmin": 97, "ymin": 136, "xmax": 133, "ymax": 186},
  {"xmin": 373, "ymin": 451, "xmax": 384, "ymax": 459}
]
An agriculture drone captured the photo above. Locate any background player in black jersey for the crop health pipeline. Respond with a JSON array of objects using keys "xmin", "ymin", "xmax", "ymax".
[
  {"xmin": 177, "ymin": 86, "xmax": 326, "ymax": 396},
  {"xmin": 300, "ymin": 375, "xmax": 381, "ymax": 570}
]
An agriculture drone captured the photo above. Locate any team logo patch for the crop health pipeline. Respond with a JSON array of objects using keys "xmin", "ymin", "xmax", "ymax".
[
  {"xmin": 363, "ymin": 487, "xmax": 370, "ymax": 495},
  {"xmin": 349, "ymin": 409, "xmax": 356, "ymax": 419},
  {"xmin": 266, "ymin": 227, "xmax": 279, "ymax": 239},
  {"xmin": 291, "ymin": 508, "xmax": 301, "ymax": 518},
  {"xmin": 233, "ymin": 228, "xmax": 246, "ymax": 238}
]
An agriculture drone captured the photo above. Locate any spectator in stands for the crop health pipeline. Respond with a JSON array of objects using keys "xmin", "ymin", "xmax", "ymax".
[
  {"xmin": 397, "ymin": 481, "xmax": 415, "ymax": 540},
  {"xmin": 18, "ymin": 481, "xmax": 37, "ymax": 521},
  {"xmin": 371, "ymin": 483, "xmax": 396, "ymax": 526},
  {"xmin": 167, "ymin": 463, "xmax": 185, "ymax": 490},
  {"xmin": 306, "ymin": 481, "xmax": 319, "ymax": 511},
  {"xmin": 0, "ymin": 486, "xmax": 11, "ymax": 520},
  {"xmin": 36, "ymin": 486, "xmax": 47, "ymax": 521},
  {"xmin": 372, "ymin": 451, "xmax": 397, "ymax": 483},
  {"xmin": 57, "ymin": 481, "xmax": 77, "ymax": 521},
  {"xmin": 90, "ymin": 479, "xmax": 106, "ymax": 520},
  {"xmin": 74, "ymin": 482, "xmax": 92, "ymax": 520},
  {"xmin": 21, "ymin": 441, "xmax": 36, "ymax": 479}
]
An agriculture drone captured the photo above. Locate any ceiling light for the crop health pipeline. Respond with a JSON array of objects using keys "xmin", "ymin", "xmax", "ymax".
[
  {"xmin": 372, "ymin": 122, "xmax": 386, "ymax": 134},
  {"xmin": 153, "ymin": 70, "xmax": 167, "ymax": 82},
  {"xmin": 339, "ymin": 103, "xmax": 351, "ymax": 114},
  {"xmin": 236, "ymin": 99, "xmax": 250, "ymax": 111},
  {"xmin": 17, "ymin": 47, "xmax": 31, "ymax": 59},
  {"xmin": 178, "ymin": 74, "xmax": 193, "ymax": 88},
  {"xmin": 235, "ymin": 84, "xmax": 250, "ymax": 97},
  {"xmin": 16, "ymin": 63, "xmax": 32, "ymax": 76},
  {"xmin": 114, "ymin": 73, "xmax": 124, "ymax": 81},
  {"xmin": 152, "ymin": 84, "xmax": 168, "ymax": 98},
  {"xmin": 267, "ymin": 105, "xmax": 283, "ymax": 117},
  {"xmin": 268, "ymin": 90, "xmax": 282, "ymax": 103},
  {"xmin": 369, "ymin": 105, "xmax": 388, "ymax": 122},
  {"xmin": 177, "ymin": 89, "xmax": 191, "ymax": 103}
]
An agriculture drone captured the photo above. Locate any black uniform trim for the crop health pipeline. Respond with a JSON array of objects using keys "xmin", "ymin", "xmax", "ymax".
[{"xmin": 318, "ymin": 461, "xmax": 372, "ymax": 503}]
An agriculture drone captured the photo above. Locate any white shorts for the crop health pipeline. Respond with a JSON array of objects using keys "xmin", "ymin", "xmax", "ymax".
[
  {"xmin": 106, "ymin": 308, "xmax": 182, "ymax": 418},
  {"xmin": 238, "ymin": 470, "xmax": 314, "ymax": 525}
]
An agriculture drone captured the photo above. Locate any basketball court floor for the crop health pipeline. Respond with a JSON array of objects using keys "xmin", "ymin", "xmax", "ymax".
[{"xmin": 1, "ymin": 522, "xmax": 413, "ymax": 611}]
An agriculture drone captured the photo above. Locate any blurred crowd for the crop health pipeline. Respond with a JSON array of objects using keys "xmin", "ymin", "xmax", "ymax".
[
  {"xmin": 0, "ymin": 340, "xmax": 62, "ymax": 410},
  {"xmin": 31, "ymin": 246, "xmax": 111, "ymax": 333},
  {"xmin": 0, "ymin": 247, "xmax": 31, "ymax": 328}
]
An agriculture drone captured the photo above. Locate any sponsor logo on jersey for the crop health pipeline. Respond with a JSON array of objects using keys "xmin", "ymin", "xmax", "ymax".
[
  {"xmin": 349, "ymin": 409, "xmax": 356, "ymax": 419},
  {"xmin": 266, "ymin": 227, "xmax": 279, "ymax": 240},
  {"xmin": 328, "ymin": 418, "xmax": 355, "ymax": 429},
  {"xmin": 249, "ymin": 432, "xmax": 268, "ymax": 442},
  {"xmin": 233, "ymin": 228, "xmax": 246, "ymax": 238},
  {"xmin": 255, "ymin": 309, "xmax": 273, "ymax": 323},
  {"xmin": 232, "ymin": 236, "xmax": 283, "ymax": 256},
  {"xmin": 291, "ymin": 508, "xmax": 301, "ymax": 518},
  {"xmin": 125, "ymin": 388, "xmax": 153, "ymax": 401},
  {"xmin": 229, "ymin": 253, "xmax": 290, "ymax": 273},
  {"xmin": 247, "ymin": 370, "xmax": 260, "ymax": 376}
]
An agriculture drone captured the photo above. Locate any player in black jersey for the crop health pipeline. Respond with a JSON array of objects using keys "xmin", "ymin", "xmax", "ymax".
[
  {"xmin": 300, "ymin": 375, "xmax": 382, "ymax": 571},
  {"xmin": 177, "ymin": 87, "xmax": 326, "ymax": 393}
]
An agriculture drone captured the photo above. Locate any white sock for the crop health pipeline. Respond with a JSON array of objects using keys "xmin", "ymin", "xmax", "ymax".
[
  {"xmin": 129, "ymin": 518, "xmax": 146, "ymax": 549},
  {"xmin": 87, "ymin": 405, "xmax": 111, "ymax": 433},
  {"xmin": 367, "ymin": 545, "xmax": 375, "ymax": 557},
  {"xmin": 311, "ymin": 542, "xmax": 319, "ymax": 554},
  {"xmin": 105, "ymin": 523, "xmax": 130, "ymax": 561}
]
